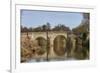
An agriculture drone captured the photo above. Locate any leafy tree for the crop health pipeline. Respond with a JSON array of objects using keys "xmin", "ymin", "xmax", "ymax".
[
  {"xmin": 46, "ymin": 22, "xmax": 51, "ymax": 30},
  {"xmin": 42, "ymin": 25, "xmax": 47, "ymax": 31},
  {"xmin": 21, "ymin": 25, "xmax": 29, "ymax": 32},
  {"xmin": 52, "ymin": 24, "xmax": 70, "ymax": 31},
  {"xmin": 72, "ymin": 13, "xmax": 89, "ymax": 34}
]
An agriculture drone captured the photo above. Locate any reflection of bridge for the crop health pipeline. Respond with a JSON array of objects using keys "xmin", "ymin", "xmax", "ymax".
[{"xmin": 21, "ymin": 31, "xmax": 76, "ymax": 59}]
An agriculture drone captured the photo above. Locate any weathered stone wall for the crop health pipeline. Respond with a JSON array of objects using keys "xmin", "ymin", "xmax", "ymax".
[{"xmin": 21, "ymin": 31, "xmax": 76, "ymax": 60}]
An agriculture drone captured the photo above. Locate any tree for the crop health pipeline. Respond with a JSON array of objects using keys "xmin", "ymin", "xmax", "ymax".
[
  {"xmin": 42, "ymin": 25, "xmax": 47, "ymax": 31},
  {"xmin": 33, "ymin": 26, "xmax": 42, "ymax": 32},
  {"xmin": 46, "ymin": 22, "xmax": 51, "ymax": 30},
  {"xmin": 66, "ymin": 37, "xmax": 72, "ymax": 57},
  {"xmin": 72, "ymin": 13, "xmax": 89, "ymax": 34},
  {"xmin": 52, "ymin": 24, "xmax": 70, "ymax": 31},
  {"xmin": 42, "ymin": 22, "xmax": 51, "ymax": 31},
  {"xmin": 28, "ymin": 27, "xmax": 33, "ymax": 32},
  {"xmin": 21, "ymin": 25, "xmax": 29, "ymax": 32}
]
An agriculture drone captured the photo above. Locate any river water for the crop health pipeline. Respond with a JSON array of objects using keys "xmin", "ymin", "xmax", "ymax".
[{"xmin": 26, "ymin": 57, "xmax": 77, "ymax": 63}]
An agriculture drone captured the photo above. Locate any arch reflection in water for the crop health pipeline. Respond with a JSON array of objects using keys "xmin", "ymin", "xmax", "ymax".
[{"xmin": 53, "ymin": 35, "xmax": 67, "ymax": 56}]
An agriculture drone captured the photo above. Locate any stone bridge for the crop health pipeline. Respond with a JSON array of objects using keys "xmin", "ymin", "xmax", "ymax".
[{"xmin": 21, "ymin": 31, "xmax": 76, "ymax": 60}]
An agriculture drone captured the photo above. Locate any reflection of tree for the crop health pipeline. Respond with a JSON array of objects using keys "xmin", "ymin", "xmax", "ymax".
[
  {"xmin": 21, "ymin": 48, "xmax": 33, "ymax": 62},
  {"xmin": 74, "ymin": 32, "xmax": 89, "ymax": 59},
  {"xmin": 82, "ymin": 32, "xmax": 89, "ymax": 58},
  {"xmin": 66, "ymin": 37, "xmax": 72, "ymax": 57}
]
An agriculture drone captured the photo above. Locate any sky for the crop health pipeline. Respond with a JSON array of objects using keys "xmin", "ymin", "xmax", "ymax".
[{"xmin": 21, "ymin": 9, "xmax": 83, "ymax": 29}]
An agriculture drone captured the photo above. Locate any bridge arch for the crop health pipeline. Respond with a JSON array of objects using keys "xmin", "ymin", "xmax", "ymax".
[
  {"xmin": 53, "ymin": 35, "xmax": 67, "ymax": 56},
  {"xmin": 21, "ymin": 31, "xmax": 69, "ymax": 58},
  {"xmin": 35, "ymin": 37, "xmax": 47, "ymax": 55}
]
